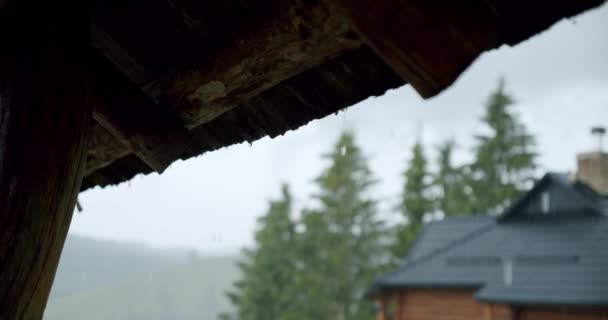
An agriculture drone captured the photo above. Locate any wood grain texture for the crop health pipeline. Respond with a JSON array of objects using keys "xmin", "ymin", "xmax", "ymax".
[
  {"xmin": 0, "ymin": 2, "xmax": 90, "ymax": 319},
  {"xmin": 85, "ymin": 123, "xmax": 132, "ymax": 176},
  {"xmin": 488, "ymin": 303, "xmax": 515, "ymax": 320},
  {"xmin": 90, "ymin": 20, "xmax": 155, "ymax": 86},
  {"xmin": 90, "ymin": 52, "xmax": 192, "ymax": 173},
  {"xmin": 395, "ymin": 289, "xmax": 485, "ymax": 320},
  {"xmin": 521, "ymin": 307, "xmax": 608, "ymax": 320},
  {"xmin": 82, "ymin": 0, "xmax": 602, "ymax": 189},
  {"xmin": 326, "ymin": 0, "xmax": 499, "ymax": 98},
  {"xmin": 144, "ymin": 0, "xmax": 362, "ymax": 128},
  {"xmin": 380, "ymin": 289, "xmax": 608, "ymax": 320},
  {"xmin": 82, "ymin": 47, "xmax": 403, "ymax": 190},
  {"xmin": 375, "ymin": 296, "xmax": 389, "ymax": 320}
]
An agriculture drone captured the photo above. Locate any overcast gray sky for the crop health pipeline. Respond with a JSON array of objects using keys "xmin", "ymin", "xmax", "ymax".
[{"xmin": 71, "ymin": 4, "xmax": 608, "ymax": 254}]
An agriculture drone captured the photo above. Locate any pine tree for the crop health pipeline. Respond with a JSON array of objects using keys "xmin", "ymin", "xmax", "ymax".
[
  {"xmin": 221, "ymin": 185, "xmax": 298, "ymax": 320},
  {"xmin": 469, "ymin": 79, "xmax": 537, "ymax": 214},
  {"xmin": 295, "ymin": 131, "xmax": 388, "ymax": 320},
  {"xmin": 433, "ymin": 141, "xmax": 472, "ymax": 217},
  {"xmin": 393, "ymin": 142, "xmax": 434, "ymax": 259}
]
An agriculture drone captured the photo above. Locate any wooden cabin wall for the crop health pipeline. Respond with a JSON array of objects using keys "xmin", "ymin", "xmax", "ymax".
[
  {"xmin": 382, "ymin": 289, "xmax": 608, "ymax": 320},
  {"xmin": 395, "ymin": 289, "xmax": 485, "ymax": 320},
  {"xmin": 520, "ymin": 307, "xmax": 608, "ymax": 320},
  {"xmin": 487, "ymin": 303, "xmax": 515, "ymax": 320}
]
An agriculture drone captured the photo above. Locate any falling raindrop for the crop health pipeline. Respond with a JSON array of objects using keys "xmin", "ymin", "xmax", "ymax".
[{"xmin": 341, "ymin": 145, "xmax": 347, "ymax": 156}]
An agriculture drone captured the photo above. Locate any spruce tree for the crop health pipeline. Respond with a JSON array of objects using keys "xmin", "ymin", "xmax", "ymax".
[
  {"xmin": 221, "ymin": 185, "xmax": 298, "ymax": 320},
  {"xmin": 469, "ymin": 79, "xmax": 537, "ymax": 214},
  {"xmin": 295, "ymin": 131, "xmax": 387, "ymax": 320},
  {"xmin": 393, "ymin": 142, "xmax": 434, "ymax": 259},
  {"xmin": 433, "ymin": 141, "xmax": 472, "ymax": 216}
]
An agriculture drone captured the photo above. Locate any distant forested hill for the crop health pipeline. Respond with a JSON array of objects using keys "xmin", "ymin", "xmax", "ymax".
[{"xmin": 44, "ymin": 234, "xmax": 239, "ymax": 320}]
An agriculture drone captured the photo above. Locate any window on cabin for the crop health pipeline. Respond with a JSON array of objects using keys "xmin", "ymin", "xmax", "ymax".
[
  {"xmin": 503, "ymin": 260, "xmax": 513, "ymax": 286},
  {"xmin": 541, "ymin": 191, "xmax": 550, "ymax": 214}
]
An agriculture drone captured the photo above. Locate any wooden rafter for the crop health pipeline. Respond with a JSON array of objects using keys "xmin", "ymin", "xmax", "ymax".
[
  {"xmin": 326, "ymin": 0, "xmax": 500, "ymax": 98},
  {"xmin": 143, "ymin": 0, "xmax": 362, "ymax": 128},
  {"xmin": 90, "ymin": 52, "xmax": 192, "ymax": 173},
  {"xmin": 326, "ymin": 0, "xmax": 604, "ymax": 98},
  {"xmin": 85, "ymin": 122, "xmax": 132, "ymax": 176},
  {"xmin": 90, "ymin": 20, "xmax": 155, "ymax": 86}
]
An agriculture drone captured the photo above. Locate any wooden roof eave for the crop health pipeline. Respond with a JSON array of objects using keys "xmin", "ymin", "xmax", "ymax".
[{"xmin": 19, "ymin": 0, "xmax": 604, "ymax": 189}]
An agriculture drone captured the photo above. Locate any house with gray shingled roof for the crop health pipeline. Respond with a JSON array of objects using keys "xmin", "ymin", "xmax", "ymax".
[{"xmin": 369, "ymin": 151, "xmax": 608, "ymax": 320}]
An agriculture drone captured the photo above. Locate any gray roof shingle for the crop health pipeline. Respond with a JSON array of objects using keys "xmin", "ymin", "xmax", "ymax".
[{"xmin": 371, "ymin": 173, "xmax": 608, "ymax": 306}]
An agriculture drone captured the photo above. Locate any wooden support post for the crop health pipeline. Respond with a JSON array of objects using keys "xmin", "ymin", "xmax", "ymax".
[
  {"xmin": 375, "ymin": 297, "xmax": 388, "ymax": 320},
  {"xmin": 395, "ymin": 292, "xmax": 404, "ymax": 320},
  {"xmin": 0, "ymin": 2, "xmax": 90, "ymax": 319},
  {"xmin": 484, "ymin": 303, "xmax": 492, "ymax": 320}
]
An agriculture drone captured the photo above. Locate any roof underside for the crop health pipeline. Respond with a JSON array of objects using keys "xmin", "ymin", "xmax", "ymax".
[
  {"xmin": 81, "ymin": 46, "xmax": 402, "ymax": 189},
  {"xmin": 7, "ymin": 0, "xmax": 600, "ymax": 190}
]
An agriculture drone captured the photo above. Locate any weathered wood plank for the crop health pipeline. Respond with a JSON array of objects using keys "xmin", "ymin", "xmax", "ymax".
[
  {"xmin": 90, "ymin": 52, "xmax": 192, "ymax": 173},
  {"xmin": 144, "ymin": 0, "xmax": 362, "ymax": 128},
  {"xmin": 0, "ymin": 2, "xmax": 90, "ymax": 319},
  {"xmin": 326, "ymin": 0, "xmax": 500, "ymax": 98},
  {"xmin": 327, "ymin": 0, "xmax": 605, "ymax": 98},
  {"xmin": 90, "ymin": 20, "xmax": 156, "ymax": 86},
  {"xmin": 85, "ymin": 122, "xmax": 132, "ymax": 176},
  {"xmin": 398, "ymin": 289, "xmax": 484, "ymax": 320}
]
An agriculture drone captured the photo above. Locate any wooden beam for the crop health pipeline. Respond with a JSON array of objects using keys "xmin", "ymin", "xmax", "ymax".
[
  {"xmin": 0, "ymin": 2, "xmax": 90, "ymax": 319},
  {"xmin": 375, "ymin": 297, "xmax": 389, "ymax": 320},
  {"xmin": 85, "ymin": 122, "xmax": 132, "ymax": 176},
  {"xmin": 144, "ymin": 0, "xmax": 362, "ymax": 128},
  {"xmin": 327, "ymin": 0, "xmax": 605, "ymax": 98},
  {"xmin": 484, "ymin": 303, "xmax": 492, "ymax": 320},
  {"xmin": 90, "ymin": 20, "xmax": 155, "ymax": 86},
  {"xmin": 90, "ymin": 52, "xmax": 192, "ymax": 173},
  {"xmin": 326, "ymin": 0, "xmax": 500, "ymax": 98}
]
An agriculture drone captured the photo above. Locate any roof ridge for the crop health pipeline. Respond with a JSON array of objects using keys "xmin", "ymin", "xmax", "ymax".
[{"xmin": 499, "ymin": 172, "xmax": 605, "ymax": 221}]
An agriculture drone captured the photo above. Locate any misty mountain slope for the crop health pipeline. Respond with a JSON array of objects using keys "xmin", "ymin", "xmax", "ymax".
[
  {"xmin": 49, "ymin": 234, "xmax": 193, "ymax": 300},
  {"xmin": 45, "ymin": 256, "xmax": 239, "ymax": 320}
]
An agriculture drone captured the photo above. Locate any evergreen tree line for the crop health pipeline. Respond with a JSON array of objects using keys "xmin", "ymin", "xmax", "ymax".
[{"xmin": 221, "ymin": 80, "xmax": 537, "ymax": 320}]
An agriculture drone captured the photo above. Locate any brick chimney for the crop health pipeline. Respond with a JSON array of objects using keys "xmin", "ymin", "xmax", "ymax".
[
  {"xmin": 576, "ymin": 126, "xmax": 608, "ymax": 195},
  {"xmin": 576, "ymin": 152, "xmax": 608, "ymax": 195}
]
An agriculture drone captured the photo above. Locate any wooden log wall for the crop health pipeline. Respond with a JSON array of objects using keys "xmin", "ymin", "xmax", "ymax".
[{"xmin": 378, "ymin": 289, "xmax": 608, "ymax": 320}]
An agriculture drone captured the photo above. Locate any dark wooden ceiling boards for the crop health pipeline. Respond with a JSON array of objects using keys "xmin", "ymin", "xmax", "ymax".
[{"xmin": 79, "ymin": 0, "xmax": 604, "ymax": 191}]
